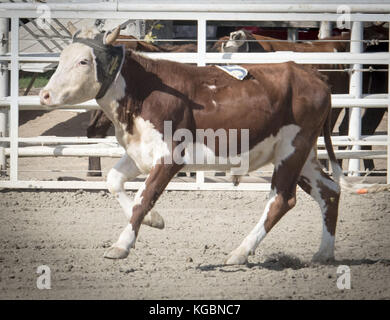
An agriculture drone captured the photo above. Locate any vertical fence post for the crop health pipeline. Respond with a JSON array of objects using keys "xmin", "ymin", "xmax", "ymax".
[
  {"xmin": 10, "ymin": 17, "xmax": 19, "ymax": 182},
  {"xmin": 348, "ymin": 21, "xmax": 363, "ymax": 176},
  {"xmin": 196, "ymin": 18, "xmax": 206, "ymax": 187},
  {"xmin": 0, "ymin": 18, "xmax": 9, "ymax": 176},
  {"xmin": 318, "ymin": 21, "xmax": 332, "ymax": 39},
  {"xmin": 319, "ymin": 20, "xmax": 332, "ymax": 171},
  {"xmin": 287, "ymin": 28, "xmax": 298, "ymax": 42},
  {"xmin": 388, "ymin": 25, "xmax": 390, "ymax": 184}
]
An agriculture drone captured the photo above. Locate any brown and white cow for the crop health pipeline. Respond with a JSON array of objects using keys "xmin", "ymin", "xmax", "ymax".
[{"xmin": 40, "ymin": 26, "xmax": 346, "ymax": 265}]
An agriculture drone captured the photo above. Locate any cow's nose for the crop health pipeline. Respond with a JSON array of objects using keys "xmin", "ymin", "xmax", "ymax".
[{"xmin": 39, "ymin": 89, "xmax": 51, "ymax": 105}]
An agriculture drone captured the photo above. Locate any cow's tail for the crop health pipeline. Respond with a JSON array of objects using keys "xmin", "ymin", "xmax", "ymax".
[
  {"xmin": 323, "ymin": 109, "xmax": 390, "ymax": 194},
  {"xmin": 323, "ymin": 106, "xmax": 355, "ymax": 191}
]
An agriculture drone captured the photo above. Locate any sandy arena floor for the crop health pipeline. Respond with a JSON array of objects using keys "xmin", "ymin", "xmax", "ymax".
[{"xmin": 0, "ymin": 189, "xmax": 389, "ymax": 300}]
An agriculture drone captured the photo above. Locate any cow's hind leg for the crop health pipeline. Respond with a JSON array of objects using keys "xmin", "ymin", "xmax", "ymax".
[
  {"xmin": 104, "ymin": 155, "xmax": 165, "ymax": 259},
  {"xmin": 225, "ymin": 131, "xmax": 311, "ymax": 265},
  {"xmin": 298, "ymin": 149, "xmax": 340, "ymax": 263}
]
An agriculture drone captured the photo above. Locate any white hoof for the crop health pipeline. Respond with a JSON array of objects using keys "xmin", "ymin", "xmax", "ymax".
[
  {"xmin": 142, "ymin": 210, "xmax": 165, "ymax": 229},
  {"xmin": 224, "ymin": 248, "xmax": 248, "ymax": 265},
  {"xmin": 104, "ymin": 246, "xmax": 130, "ymax": 259}
]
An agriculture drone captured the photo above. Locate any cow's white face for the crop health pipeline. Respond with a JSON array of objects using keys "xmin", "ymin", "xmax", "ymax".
[
  {"xmin": 222, "ymin": 30, "xmax": 248, "ymax": 53},
  {"xmin": 40, "ymin": 42, "xmax": 101, "ymax": 107}
]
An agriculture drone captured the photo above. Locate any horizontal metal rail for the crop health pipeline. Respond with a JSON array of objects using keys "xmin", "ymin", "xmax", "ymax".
[
  {"xmin": 1, "ymin": 52, "xmax": 389, "ymax": 65},
  {"xmin": 0, "ymin": 94, "xmax": 388, "ymax": 110},
  {"xmin": 2, "ymin": 12, "xmax": 389, "ymax": 23},
  {"xmin": 0, "ymin": 135, "xmax": 387, "ymax": 147},
  {"xmin": 2, "ymin": 145, "xmax": 386, "ymax": 159}
]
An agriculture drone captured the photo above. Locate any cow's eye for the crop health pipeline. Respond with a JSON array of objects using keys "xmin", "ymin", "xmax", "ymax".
[{"xmin": 79, "ymin": 60, "xmax": 88, "ymax": 66}]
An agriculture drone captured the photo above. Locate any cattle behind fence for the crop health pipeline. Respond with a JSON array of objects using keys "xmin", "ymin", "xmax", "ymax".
[{"xmin": 0, "ymin": 1, "xmax": 389, "ymax": 190}]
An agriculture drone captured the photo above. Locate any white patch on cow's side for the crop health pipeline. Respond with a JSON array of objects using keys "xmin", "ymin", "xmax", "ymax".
[
  {"xmin": 212, "ymin": 100, "xmax": 217, "ymax": 107},
  {"xmin": 180, "ymin": 124, "xmax": 301, "ymax": 174},
  {"xmin": 97, "ymin": 75, "xmax": 170, "ymax": 174},
  {"xmin": 121, "ymin": 117, "xmax": 171, "ymax": 173},
  {"xmin": 208, "ymin": 85, "xmax": 217, "ymax": 90}
]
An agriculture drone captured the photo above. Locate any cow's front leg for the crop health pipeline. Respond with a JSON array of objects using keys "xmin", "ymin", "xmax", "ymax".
[
  {"xmin": 104, "ymin": 163, "xmax": 182, "ymax": 259},
  {"xmin": 106, "ymin": 154, "xmax": 165, "ymax": 229}
]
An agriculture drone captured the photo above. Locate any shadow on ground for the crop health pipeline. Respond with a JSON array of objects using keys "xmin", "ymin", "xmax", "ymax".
[{"xmin": 195, "ymin": 252, "xmax": 390, "ymax": 272}]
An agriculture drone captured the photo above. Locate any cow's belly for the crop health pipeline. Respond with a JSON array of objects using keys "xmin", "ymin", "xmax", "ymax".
[
  {"xmin": 181, "ymin": 136, "xmax": 277, "ymax": 173},
  {"xmin": 182, "ymin": 124, "xmax": 301, "ymax": 174},
  {"xmin": 114, "ymin": 118, "xmax": 300, "ymax": 175}
]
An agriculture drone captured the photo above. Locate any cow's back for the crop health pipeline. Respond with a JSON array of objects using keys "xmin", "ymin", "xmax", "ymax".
[{"xmin": 189, "ymin": 62, "xmax": 330, "ymax": 146}]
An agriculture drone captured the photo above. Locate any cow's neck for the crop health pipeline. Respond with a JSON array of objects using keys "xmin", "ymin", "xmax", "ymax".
[
  {"xmin": 122, "ymin": 50, "xmax": 182, "ymax": 97},
  {"xmin": 96, "ymin": 50, "xmax": 188, "ymax": 135},
  {"xmin": 95, "ymin": 72, "xmax": 127, "ymax": 127}
]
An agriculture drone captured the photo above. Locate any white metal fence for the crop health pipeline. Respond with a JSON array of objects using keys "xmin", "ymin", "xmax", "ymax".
[{"xmin": 0, "ymin": 1, "xmax": 389, "ymax": 190}]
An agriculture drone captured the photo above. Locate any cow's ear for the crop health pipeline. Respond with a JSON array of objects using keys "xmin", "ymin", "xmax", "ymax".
[{"xmin": 103, "ymin": 26, "xmax": 121, "ymax": 45}]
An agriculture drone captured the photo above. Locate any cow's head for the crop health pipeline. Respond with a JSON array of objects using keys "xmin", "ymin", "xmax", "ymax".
[
  {"xmin": 221, "ymin": 30, "xmax": 249, "ymax": 53},
  {"xmin": 221, "ymin": 29, "xmax": 265, "ymax": 53},
  {"xmin": 40, "ymin": 25, "xmax": 123, "ymax": 107}
]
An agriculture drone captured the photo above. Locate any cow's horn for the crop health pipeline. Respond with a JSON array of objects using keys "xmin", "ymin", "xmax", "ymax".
[
  {"xmin": 68, "ymin": 22, "xmax": 82, "ymax": 42},
  {"xmin": 104, "ymin": 26, "xmax": 121, "ymax": 45},
  {"xmin": 67, "ymin": 21, "xmax": 78, "ymax": 36}
]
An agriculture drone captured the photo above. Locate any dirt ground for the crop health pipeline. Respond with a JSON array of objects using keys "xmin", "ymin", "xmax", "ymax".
[{"xmin": 0, "ymin": 189, "xmax": 389, "ymax": 300}]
